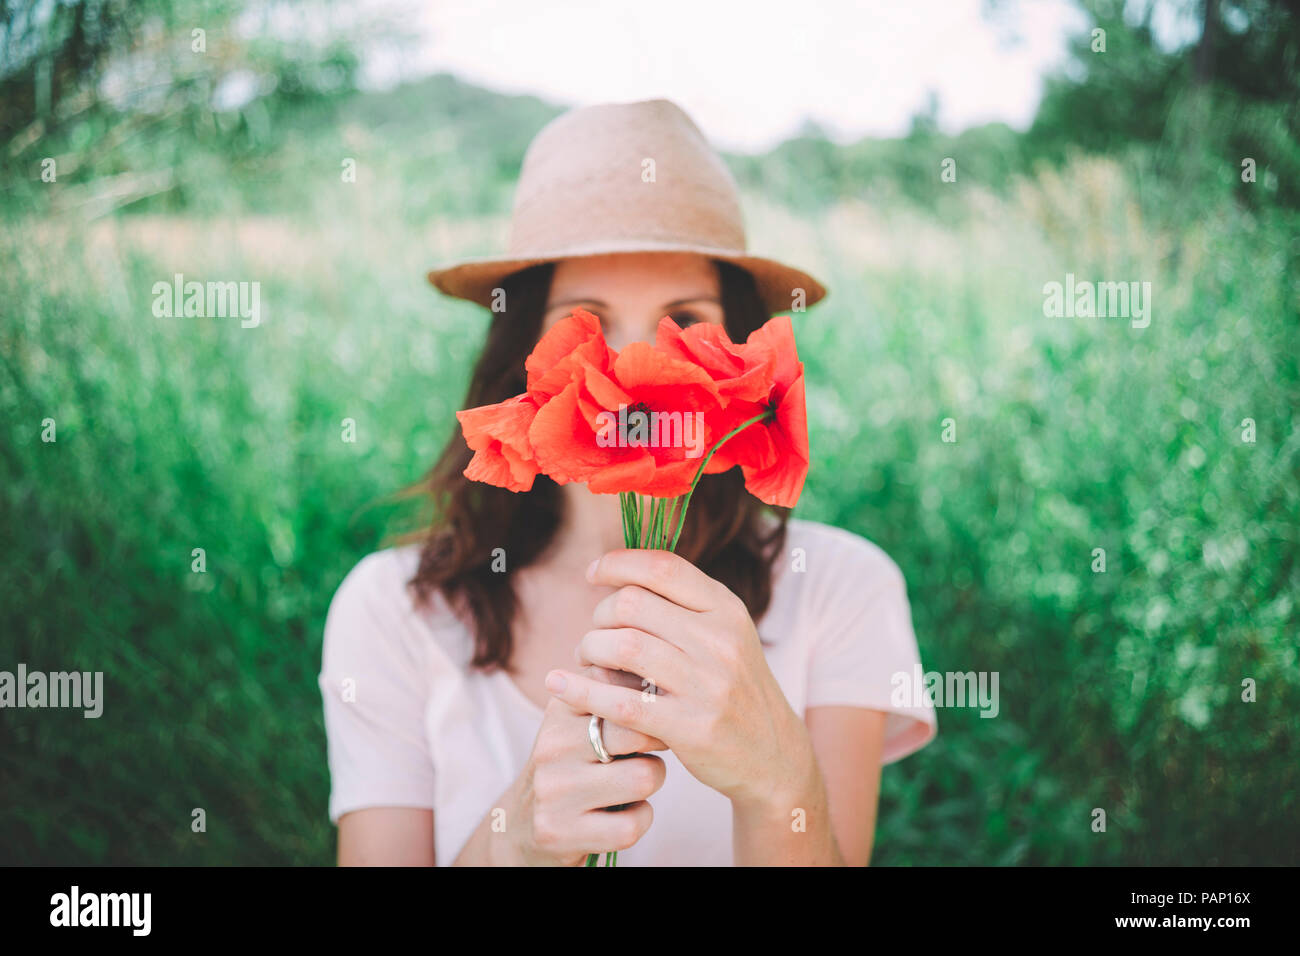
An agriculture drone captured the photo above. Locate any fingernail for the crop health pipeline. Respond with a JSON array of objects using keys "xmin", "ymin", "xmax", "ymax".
[
  {"xmin": 545, "ymin": 671, "xmax": 567, "ymax": 694},
  {"xmin": 586, "ymin": 558, "xmax": 599, "ymax": 581}
]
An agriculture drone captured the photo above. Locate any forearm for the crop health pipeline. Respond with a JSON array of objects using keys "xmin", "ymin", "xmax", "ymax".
[{"xmin": 731, "ymin": 722, "xmax": 844, "ymax": 866}]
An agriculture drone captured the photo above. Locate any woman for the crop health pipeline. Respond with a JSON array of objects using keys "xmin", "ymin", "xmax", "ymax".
[{"xmin": 318, "ymin": 99, "xmax": 937, "ymax": 866}]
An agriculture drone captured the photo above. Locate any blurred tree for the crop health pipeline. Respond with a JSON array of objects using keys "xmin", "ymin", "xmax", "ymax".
[
  {"xmin": 1023, "ymin": 0, "xmax": 1299, "ymax": 143},
  {"xmin": 1194, "ymin": 0, "xmax": 1221, "ymax": 82},
  {"xmin": 2, "ymin": 1, "xmax": 211, "ymax": 140},
  {"xmin": 1, "ymin": 0, "xmax": 368, "ymax": 156},
  {"xmin": 0, "ymin": 0, "xmax": 395, "ymax": 218},
  {"xmin": 908, "ymin": 89, "xmax": 942, "ymax": 138},
  {"xmin": 1019, "ymin": 0, "xmax": 1300, "ymax": 205},
  {"xmin": 1193, "ymin": 0, "xmax": 1300, "ymax": 94}
]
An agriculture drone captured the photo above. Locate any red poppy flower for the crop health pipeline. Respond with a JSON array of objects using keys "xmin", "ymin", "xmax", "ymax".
[
  {"xmin": 455, "ymin": 393, "xmax": 542, "ymax": 492},
  {"xmin": 528, "ymin": 341, "xmax": 725, "ymax": 497},
  {"xmin": 655, "ymin": 317, "xmax": 775, "ymax": 476},
  {"xmin": 657, "ymin": 315, "xmax": 807, "ymax": 507},
  {"xmin": 730, "ymin": 315, "xmax": 808, "ymax": 507},
  {"xmin": 525, "ymin": 307, "xmax": 617, "ymax": 402},
  {"xmin": 655, "ymin": 317, "xmax": 774, "ymax": 405},
  {"xmin": 455, "ymin": 307, "xmax": 806, "ymax": 508}
]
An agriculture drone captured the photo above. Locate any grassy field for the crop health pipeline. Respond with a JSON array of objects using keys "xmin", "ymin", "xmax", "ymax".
[{"xmin": 1, "ymin": 75, "xmax": 1297, "ymax": 864}]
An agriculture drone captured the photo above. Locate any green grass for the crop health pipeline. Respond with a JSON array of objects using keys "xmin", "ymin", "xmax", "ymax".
[{"xmin": 1, "ymin": 77, "xmax": 1297, "ymax": 865}]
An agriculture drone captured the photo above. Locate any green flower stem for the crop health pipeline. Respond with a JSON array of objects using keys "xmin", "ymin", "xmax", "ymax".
[{"xmin": 668, "ymin": 409, "xmax": 774, "ymax": 552}]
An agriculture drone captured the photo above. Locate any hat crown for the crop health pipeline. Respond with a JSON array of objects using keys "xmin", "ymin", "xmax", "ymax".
[
  {"xmin": 506, "ymin": 98, "xmax": 748, "ymax": 255},
  {"xmin": 424, "ymin": 97, "xmax": 828, "ymax": 313}
]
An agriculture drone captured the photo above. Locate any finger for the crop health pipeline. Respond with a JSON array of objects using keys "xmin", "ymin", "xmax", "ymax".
[
  {"xmin": 575, "ymin": 800, "xmax": 654, "ymax": 855},
  {"xmin": 600, "ymin": 719, "xmax": 669, "ymax": 756},
  {"xmin": 578, "ymin": 627, "xmax": 689, "ymax": 695},
  {"xmin": 588, "ymin": 549, "xmax": 719, "ymax": 612},
  {"xmin": 582, "ymin": 706, "xmax": 667, "ymax": 756},
  {"xmin": 545, "ymin": 668, "xmax": 668, "ymax": 740},
  {"xmin": 543, "ymin": 663, "xmax": 639, "ymax": 718},
  {"xmin": 571, "ymin": 753, "xmax": 666, "ymax": 812},
  {"xmin": 591, "ymin": 585, "xmax": 698, "ymax": 652},
  {"xmin": 535, "ymin": 697, "xmax": 665, "ymax": 764},
  {"xmin": 572, "ymin": 657, "xmax": 644, "ymax": 693},
  {"xmin": 546, "ymin": 672, "xmax": 667, "ymax": 754}
]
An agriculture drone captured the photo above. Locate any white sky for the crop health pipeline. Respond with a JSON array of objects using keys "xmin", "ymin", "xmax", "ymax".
[{"xmin": 359, "ymin": 0, "xmax": 1099, "ymax": 153}]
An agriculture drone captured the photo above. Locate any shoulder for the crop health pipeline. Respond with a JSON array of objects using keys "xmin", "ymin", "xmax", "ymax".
[
  {"xmin": 783, "ymin": 518, "xmax": 907, "ymax": 597},
  {"xmin": 326, "ymin": 546, "xmax": 419, "ymax": 637},
  {"xmin": 328, "ymin": 545, "xmax": 422, "ymax": 613},
  {"xmin": 766, "ymin": 518, "xmax": 912, "ymax": 641},
  {"xmin": 321, "ymin": 544, "xmax": 464, "ymax": 673}
]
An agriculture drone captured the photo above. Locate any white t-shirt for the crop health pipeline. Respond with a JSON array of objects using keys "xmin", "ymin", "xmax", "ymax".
[{"xmin": 318, "ymin": 517, "xmax": 938, "ymax": 866}]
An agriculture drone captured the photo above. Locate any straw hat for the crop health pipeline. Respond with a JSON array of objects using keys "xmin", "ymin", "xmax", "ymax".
[{"xmin": 426, "ymin": 97, "xmax": 828, "ymax": 314}]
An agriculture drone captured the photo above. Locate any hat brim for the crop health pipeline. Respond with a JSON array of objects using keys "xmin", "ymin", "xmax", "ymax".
[{"xmin": 426, "ymin": 239, "xmax": 827, "ymax": 315}]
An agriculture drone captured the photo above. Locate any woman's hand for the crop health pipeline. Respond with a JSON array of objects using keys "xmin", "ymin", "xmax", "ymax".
[
  {"xmin": 543, "ymin": 550, "xmax": 815, "ymax": 811},
  {"xmin": 503, "ymin": 664, "xmax": 669, "ymax": 866}
]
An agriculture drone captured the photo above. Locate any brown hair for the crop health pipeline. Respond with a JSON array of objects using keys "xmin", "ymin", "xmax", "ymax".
[{"xmin": 407, "ymin": 258, "xmax": 789, "ymax": 672}]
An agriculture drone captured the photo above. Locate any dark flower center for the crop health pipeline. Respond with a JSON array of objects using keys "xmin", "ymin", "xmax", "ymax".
[{"xmin": 622, "ymin": 401, "xmax": 653, "ymax": 444}]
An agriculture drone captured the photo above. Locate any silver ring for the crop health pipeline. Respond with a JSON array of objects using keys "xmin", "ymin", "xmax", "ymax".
[{"xmin": 588, "ymin": 714, "xmax": 613, "ymax": 763}]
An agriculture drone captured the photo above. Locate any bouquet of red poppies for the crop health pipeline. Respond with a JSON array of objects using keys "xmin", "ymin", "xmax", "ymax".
[{"xmin": 456, "ymin": 307, "xmax": 808, "ymax": 865}]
